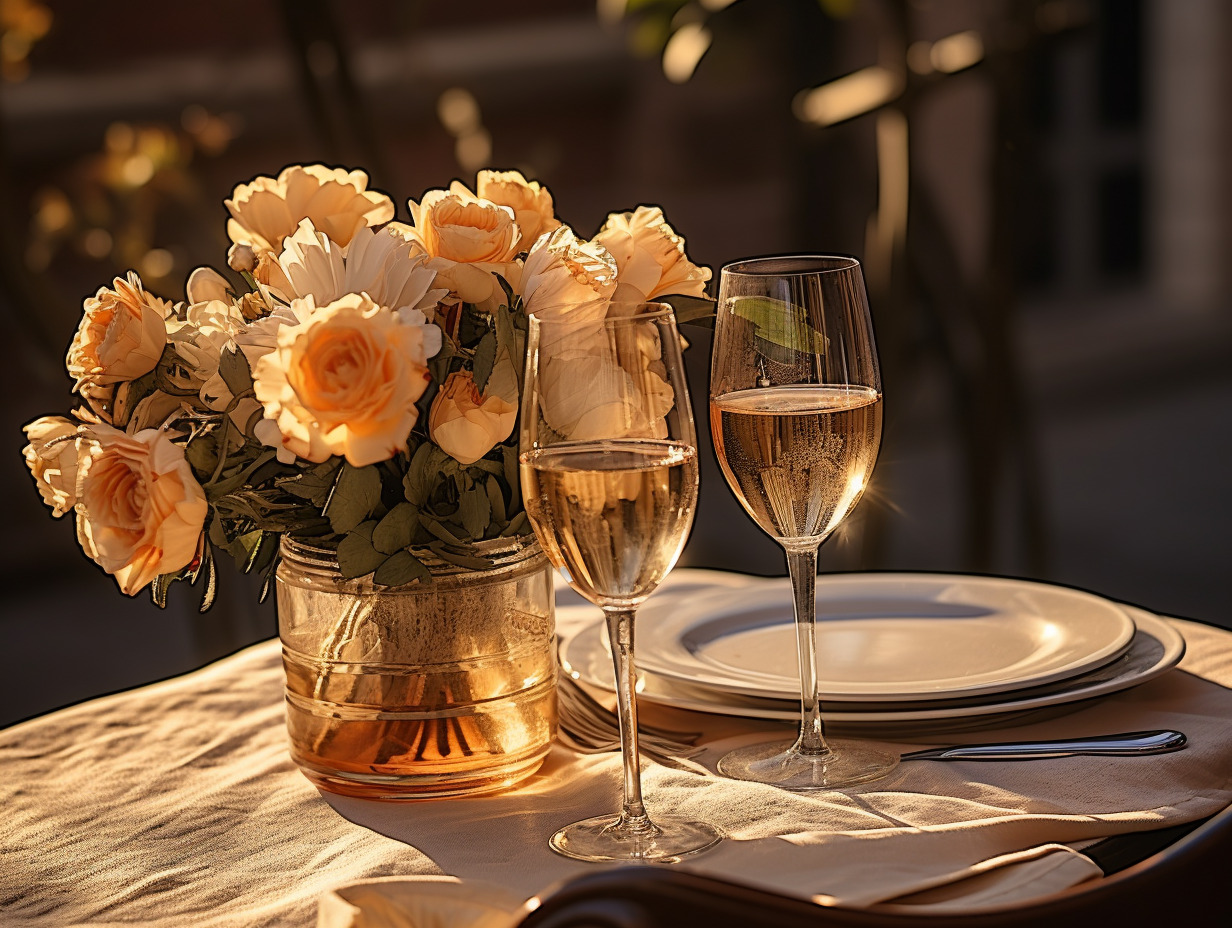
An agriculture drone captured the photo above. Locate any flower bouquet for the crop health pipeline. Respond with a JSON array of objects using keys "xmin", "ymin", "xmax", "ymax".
[
  {"xmin": 22, "ymin": 164, "xmax": 713, "ymax": 797},
  {"xmin": 23, "ymin": 164, "xmax": 713, "ymax": 605}
]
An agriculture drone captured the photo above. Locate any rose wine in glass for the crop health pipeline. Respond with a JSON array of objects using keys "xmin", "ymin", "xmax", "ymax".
[
  {"xmin": 520, "ymin": 302, "xmax": 723, "ymax": 861},
  {"xmin": 709, "ymin": 256, "xmax": 898, "ymax": 790}
]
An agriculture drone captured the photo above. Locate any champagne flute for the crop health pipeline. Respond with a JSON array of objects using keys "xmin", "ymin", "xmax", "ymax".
[
  {"xmin": 520, "ymin": 301, "xmax": 723, "ymax": 862},
  {"xmin": 709, "ymin": 256, "xmax": 898, "ymax": 790}
]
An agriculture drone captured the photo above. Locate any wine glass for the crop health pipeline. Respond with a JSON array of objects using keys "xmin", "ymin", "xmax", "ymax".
[
  {"xmin": 520, "ymin": 301, "xmax": 724, "ymax": 862},
  {"xmin": 709, "ymin": 255, "xmax": 898, "ymax": 790}
]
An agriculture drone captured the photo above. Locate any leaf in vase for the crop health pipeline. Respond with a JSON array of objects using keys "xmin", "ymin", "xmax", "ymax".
[
  {"xmin": 218, "ymin": 346, "xmax": 254, "ymax": 396},
  {"xmin": 471, "ymin": 330, "xmax": 498, "ymax": 392},
  {"xmin": 500, "ymin": 510, "xmax": 529, "ymax": 537},
  {"xmin": 373, "ymin": 550, "xmax": 431, "ymax": 587},
  {"xmin": 459, "ymin": 483, "xmax": 491, "ymax": 538},
  {"xmin": 485, "ymin": 474, "xmax": 507, "ymax": 524},
  {"xmin": 326, "ymin": 462, "xmax": 382, "ymax": 534},
  {"xmin": 337, "ymin": 521, "xmax": 385, "ymax": 578},
  {"xmin": 185, "ymin": 432, "xmax": 220, "ymax": 478},
  {"xmin": 372, "ymin": 502, "xmax": 420, "ymax": 555},
  {"xmin": 422, "ymin": 517, "xmax": 464, "ymax": 546}
]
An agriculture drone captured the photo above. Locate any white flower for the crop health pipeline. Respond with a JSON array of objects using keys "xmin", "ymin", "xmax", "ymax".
[
  {"xmin": 162, "ymin": 299, "xmax": 247, "ymax": 397},
  {"xmin": 185, "ymin": 266, "xmax": 232, "ymax": 304},
  {"xmin": 265, "ymin": 219, "xmax": 447, "ymax": 314}
]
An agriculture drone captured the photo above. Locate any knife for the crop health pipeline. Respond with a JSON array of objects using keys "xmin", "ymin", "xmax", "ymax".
[{"xmin": 900, "ymin": 729, "xmax": 1187, "ymax": 761}]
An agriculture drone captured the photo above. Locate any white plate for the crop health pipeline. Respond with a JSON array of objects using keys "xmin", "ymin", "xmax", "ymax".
[
  {"xmin": 633, "ymin": 573, "xmax": 1137, "ymax": 702},
  {"xmin": 560, "ymin": 605, "xmax": 1184, "ymax": 732}
]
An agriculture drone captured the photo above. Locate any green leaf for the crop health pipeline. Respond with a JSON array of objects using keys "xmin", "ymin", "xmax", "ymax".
[
  {"xmin": 337, "ymin": 523, "xmax": 385, "ymax": 578},
  {"xmin": 326, "ymin": 462, "xmax": 382, "ymax": 534},
  {"xmin": 458, "ymin": 483, "xmax": 491, "ymax": 538},
  {"xmin": 485, "ymin": 474, "xmax": 507, "ymax": 524},
  {"xmin": 372, "ymin": 502, "xmax": 419, "ymax": 555},
  {"xmin": 422, "ymin": 517, "xmax": 464, "ymax": 545},
  {"xmin": 218, "ymin": 347, "xmax": 253, "ymax": 396},
  {"xmin": 499, "ymin": 510, "xmax": 530, "ymax": 537},
  {"xmin": 502, "ymin": 443, "xmax": 519, "ymax": 491},
  {"xmin": 403, "ymin": 442, "xmax": 438, "ymax": 506},
  {"xmin": 373, "ymin": 550, "xmax": 431, "ymax": 587},
  {"xmin": 185, "ymin": 433, "xmax": 220, "ymax": 477},
  {"xmin": 661, "ymin": 293, "xmax": 717, "ymax": 328},
  {"xmin": 150, "ymin": 573, "xmax": 175, "ymax": 609},
  {"xmin": 729, "ymin": 296, "xmax": 827, "ymax": 355},
  {"xmin": 458, "ymin": 304, "xmax": 489, "ymax": 346},
  {"xmin": 471, "ymin": 330, "xmax": 498, "ymax": 392},
  {"xmin": 428, "ymin": 542, "xmax": 496, "ymax": 570}
]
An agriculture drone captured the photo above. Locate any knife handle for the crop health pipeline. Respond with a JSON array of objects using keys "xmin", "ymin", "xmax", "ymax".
[{"xmin": 901, "ymin": 729, "xmax": 1187, "ymax": 762}]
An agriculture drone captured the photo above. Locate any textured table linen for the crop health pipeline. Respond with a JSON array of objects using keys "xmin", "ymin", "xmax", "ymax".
[{"xmin": 3, "ymin": 569, "xmax": 1231, "ymax": 927}]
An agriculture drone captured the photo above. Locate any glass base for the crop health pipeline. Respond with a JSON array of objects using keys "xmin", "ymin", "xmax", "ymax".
[
  {"xmin": 549, "ymin": 814, "xmax": 724, "ymax": 863},
  {"xmin": 717, "ymin": 738, "xmax": 898, "ymax": 790}
]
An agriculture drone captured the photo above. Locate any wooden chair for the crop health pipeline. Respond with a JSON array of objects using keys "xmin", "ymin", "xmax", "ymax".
[{"xmin": 516, "ymin": 801, "xmax": 1232, "ymax": 926}]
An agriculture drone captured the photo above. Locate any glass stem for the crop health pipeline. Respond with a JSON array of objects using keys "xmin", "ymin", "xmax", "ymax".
[
  {"xmin": 785, "ymin": 545, "xmax": 831, "ymax": 756},
  {"xmin": 603, "ymin": 606, "xmax": 654, "ymax": 834}
]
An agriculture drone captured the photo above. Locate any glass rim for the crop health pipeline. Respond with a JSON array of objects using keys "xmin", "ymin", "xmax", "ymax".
[
  {"xmin": 527, "ymin": 301, "xmax": 677, "ymax": 328},
  {"xmin": 720, "ymin": 254, "xmax": 861, "ymax": 278}
]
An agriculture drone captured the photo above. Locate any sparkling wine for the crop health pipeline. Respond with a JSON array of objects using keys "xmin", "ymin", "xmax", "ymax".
[
  {"xmin": 520, "ymin": 439, "xmax": 698, "ymax": 605},
  {"xmin": 710, "ymin": 384, "xmax": 881, "ymax": 545}
]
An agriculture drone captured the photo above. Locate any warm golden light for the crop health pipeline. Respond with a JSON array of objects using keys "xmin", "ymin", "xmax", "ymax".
[
  {"xmin": 437, "ymin": 87, "xmax": 481, "ymax": 135},
  {"xmin": 930, "ymin": 30, "xmax": 984, "ymax": 74},
  {"xmin": 662, "ymin": 22, "xmax": 711, "ymax": 84},
  {"xmin": 794, "ymin": 66, "xmax": 902, "ymax": 127}
]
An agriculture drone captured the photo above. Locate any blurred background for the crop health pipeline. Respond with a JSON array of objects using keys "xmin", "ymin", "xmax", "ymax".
[{"xmin": 1, "ymin": 0, "xmax": 1228, "ymax": 726}]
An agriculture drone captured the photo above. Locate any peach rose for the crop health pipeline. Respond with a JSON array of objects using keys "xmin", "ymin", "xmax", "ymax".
[
  {"xmin": 22, "ymin": 416, "xmax": 84, "ymax": 517},
  {"xmin": 519, "ymin": 226, "xmax": 618, "ymax": 351},
  {"xmin": 225, "ymin": 164, "xmax": 394, "ymax": 256},
  {"xmin": 476, "ymin": 170, "xmax": 560, "ymax": 248},
  {"xmin": 252, "ymin": 294, "xmax": 442, "ymax": 466},
  {"xmin": 428, "ymin": 370, "xmax": 517, "ymax": 466},
  {"xmin": 75, "ymin": 425, "xmax": 208, "ymax": 596},
  {"xmin": 67, "ymin": 272, "xmax": 169, "ymax": 408},
  {"xmin": 406, "ymin": 183, "xmax": 521, "ymax": 305},
  {"xmin": 593, "ymin": 205, "xmax": 711, "ymax": 302}
]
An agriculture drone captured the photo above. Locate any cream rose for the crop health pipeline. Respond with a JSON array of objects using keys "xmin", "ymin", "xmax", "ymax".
[
  {"xmin": 428, "ymin": 370, "xmax": 517, "ymax": 466},
  {"xmin": 593, "ymin": 205, "xmax": 711, "ymax": 302},
  {"xmin": 539, "ymin": 350, "xmax": 675, "ymax": 442},
  {"xmin": 252, "ymin": 293, "xmax": 442, "ymax": 466},
  {"xmin": 67, "ymin": 272, "xmax": 170, "ymax": 408},
  {"xmin": 22, "ymin": 416, "xmax": 84, "ymax": 517},
  {"xmin": 476, "ymin": 170, "xmax": 560, "ymax": 248},
  {"xmin": 225, "ymin": 164, "xmax": 394, "ymax": 256},
  {"xmin": 406, "ymin": 183, "xmax": 521, "ymax": 305},
  {"xmin": 75, "ymin": 425, "xmax": 208, "ymax": 596},
  {"xmin": 162, "ymin": 299, "xmax": 247, "ymax": 397},
  {"xmin": 519, "ymin": 226, "xmax": 618, "ymax": 350}
]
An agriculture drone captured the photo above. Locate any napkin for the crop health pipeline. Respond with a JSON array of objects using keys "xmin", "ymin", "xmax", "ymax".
[{"xmin": 318, "ymin": 876, "xmax": 524, "ymax": 928}]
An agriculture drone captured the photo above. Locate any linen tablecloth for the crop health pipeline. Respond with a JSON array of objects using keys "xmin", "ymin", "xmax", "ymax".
[{"xmin": 3, "ymin": 569, "xmax": 1231, "ymax": 927}]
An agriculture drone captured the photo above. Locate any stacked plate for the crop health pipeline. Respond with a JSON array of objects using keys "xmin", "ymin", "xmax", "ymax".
[{"xmin": 558, "ymin": 572, "xmax": 1186, "ymax": 735}]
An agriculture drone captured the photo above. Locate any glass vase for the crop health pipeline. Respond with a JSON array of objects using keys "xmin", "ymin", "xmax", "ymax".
[{"xmin": 276, "ymin": 535, "xmax": 557, "ymax": 800}]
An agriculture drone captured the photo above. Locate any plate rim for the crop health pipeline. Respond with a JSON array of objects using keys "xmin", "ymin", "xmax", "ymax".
[
  {"xmin": 559, "ymin": 605, "xmax": 1184, "ymax": 725},
  {"xmin": 632, "ymin": 572, "xmax": 1138, "ymax": 702}
]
